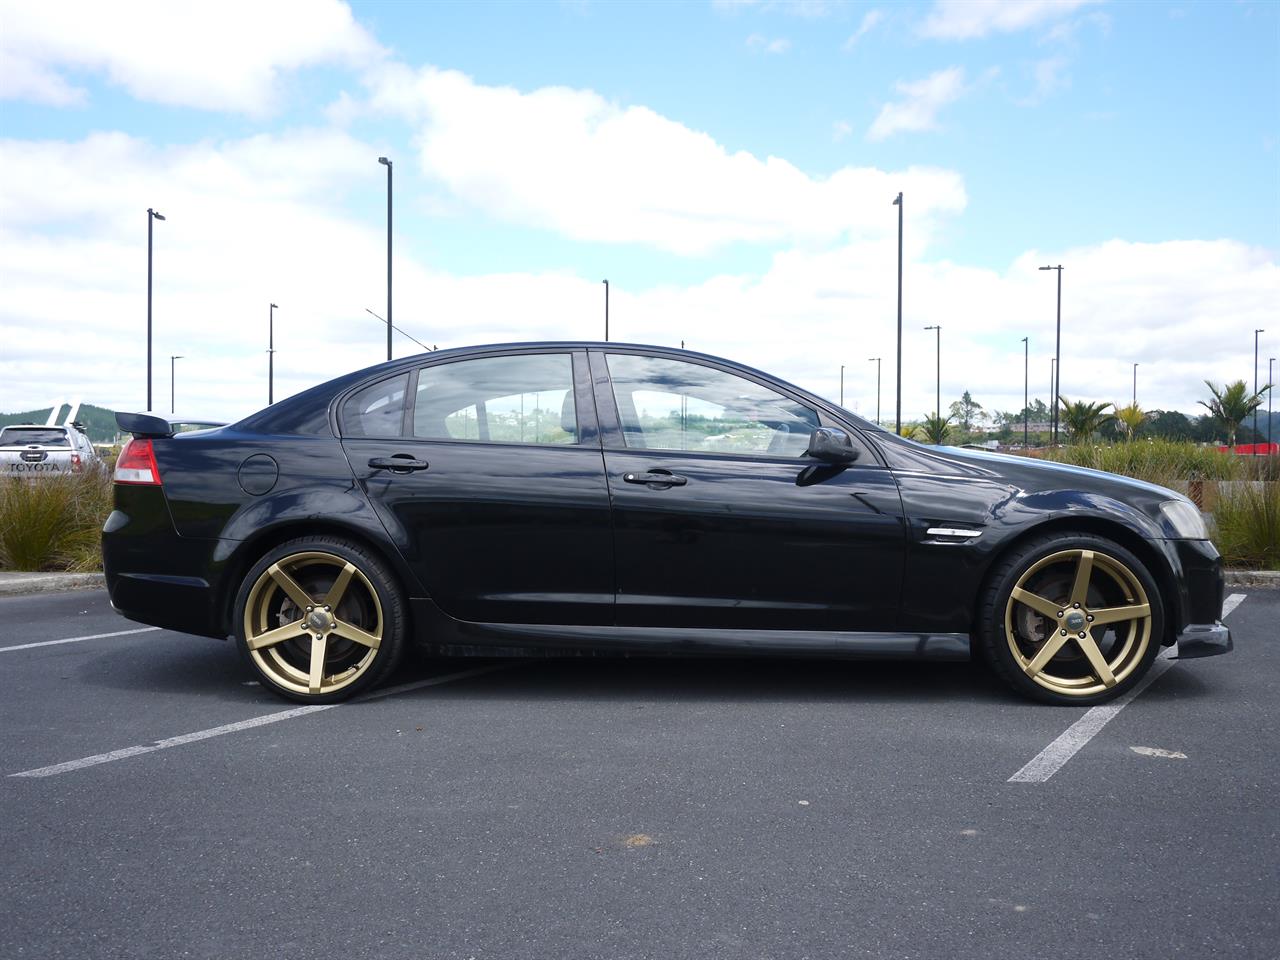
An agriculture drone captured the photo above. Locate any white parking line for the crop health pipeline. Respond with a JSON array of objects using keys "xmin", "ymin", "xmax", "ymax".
[
  {"xmin": 9, "ymin": 663, "xmax": 515, "ymax": 779},
  {"xmin": 0, "ymin": 626, "xmax": 160, "ymax": 654},
  {"xmin": 1009, "ymin": 593, "xmax": 1247, "ymax": 784}
]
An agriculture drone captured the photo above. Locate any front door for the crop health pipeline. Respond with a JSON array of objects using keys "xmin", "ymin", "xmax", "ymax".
[
  {"xmin": 341, "ymin": 349, "xmax": 614, "ymax": 626},
  {"xmin": 592, "ymin": 350, "xmax": 906, "ymax": 632}
]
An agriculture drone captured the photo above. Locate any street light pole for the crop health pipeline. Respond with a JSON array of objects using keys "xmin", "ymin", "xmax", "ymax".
[
  {"xmin": 839, "ymin": 365, "xmax": 845, "ymax": 406},
  {"xmin": 893, "ymin": 192, "xmax": 903, "ymax": 435},
  {"xmin": 603, "ymin": 280, "xmax": 609, "ymax": 341},
  {"xmin": 924, "ymin": 325, "xmax": 940, "ymax": 418},
  {"xmin": 1039, "ymin": 264, "xmax": 1063, "ymax": 445},
  {"xmin": 1021, "ymin": 337, "xmax": 1029, "ymax": 449},
  {"xmin": 146, "ymin": 208, "xmax": 165, "ymax": 410},
  {"xmin": 1269, "ymin": 357, "xmax": 1275, "ymax": 453},
  {"xmin": 868, "ymin": 357, "xmax": 881, "ymax": 425},
  {"xmin": 1050, "ymin": 357, "xmax": 1055, "ymax": 436},
  {"xmin": 1133, "ymin": 362, "xmax": 1139, "ymax": 407},
  {"xmin": 268, "ymin": 303, "xmax": 278, "ymax": 404},
  {"xmin": 378, "ymin": 157, "xmax": 393, "ymax": 362},
  {"xmin": 170, "ymin": 355, "xmax": 183, "ymax": 414},
  {"xmin": 1255, "ymin": 329, "xmax": 1265, "ymax": 453}
]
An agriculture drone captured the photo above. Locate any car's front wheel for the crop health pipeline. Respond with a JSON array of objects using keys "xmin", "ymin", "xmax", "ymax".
[
  {"xmin": 233, "ymin": 536, "xmax": 407, "ymax": 703},
  {"xmin": 979, "ymin": 533, "xmax": 1164, "ymax": 705}
]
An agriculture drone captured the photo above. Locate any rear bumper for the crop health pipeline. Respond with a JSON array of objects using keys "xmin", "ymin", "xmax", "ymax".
[{"xmin": 1174, "ymin": 621, "xmax": 1233, "ymax": 659}]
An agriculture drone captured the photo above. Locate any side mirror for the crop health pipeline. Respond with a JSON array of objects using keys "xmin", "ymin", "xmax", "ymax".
[{"xmin": 806, "ymin": 427, "xmax": 859, "ymax": 464}]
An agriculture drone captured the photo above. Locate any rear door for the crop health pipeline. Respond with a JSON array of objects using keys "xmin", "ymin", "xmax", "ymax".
[
  {"xmin": 340, "ymin": 349, "xmax": 615, "ymax": 626},
  {"xmin": 592, "ymin": 350, "xmax": 906, "ymax": 632}
]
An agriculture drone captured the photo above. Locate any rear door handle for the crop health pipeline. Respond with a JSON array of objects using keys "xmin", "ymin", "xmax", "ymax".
[
  {"xmin": 622, "ymin": 470, "xmax": 688, "ymax": 488},
  {"xmin": 368, "ymin": 455, "xmax": 430, "ymax": 474}
]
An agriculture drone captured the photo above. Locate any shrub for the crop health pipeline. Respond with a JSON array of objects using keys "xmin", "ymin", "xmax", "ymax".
[
  {"xmin": 0, "ymin": 471, "xmax": 112, "ymax": 572},
  {"xmin": 1038, "ymin": 440, "xmax": 1247, "ymax": 487}
]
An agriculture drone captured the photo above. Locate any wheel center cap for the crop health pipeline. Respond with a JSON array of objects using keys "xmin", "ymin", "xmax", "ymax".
[
  {"xmin": 1065, "ymin": 611, "xmax": 1086, "ymax": 631},
  {"xmin": 306, "ymin": 610, "xmax": 331, "ymax": 632}
]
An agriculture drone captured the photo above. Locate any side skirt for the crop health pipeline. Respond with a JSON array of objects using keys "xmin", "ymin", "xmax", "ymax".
[{"xmin": 409, "ymin": 599, "xmax": 970, "ymax": 661}]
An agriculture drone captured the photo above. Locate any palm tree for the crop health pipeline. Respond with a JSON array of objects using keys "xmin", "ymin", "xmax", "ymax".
[
  {"xmin": 1058, "ymin": 396, "xmax": 1115, "ymax": 444},
  {"xmin": 1198, "ymin": 380, "xmax": 1270, "ymax": 448},
  {"xmin": 1114, "ymin": 403, "xmax": 1145, "ymax": 442},
  {"xmin": 917, "ymin": 412, "xmax": 953, "ymax": 445}
]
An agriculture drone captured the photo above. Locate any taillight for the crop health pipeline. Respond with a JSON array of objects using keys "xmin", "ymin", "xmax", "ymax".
[
  {"xmin": 71, "ymin": 453, "xmax": 83, "ymax": 472},
  {"xmin": 114, "ymin": 438, "xmax": 161, "ymax": 485}
]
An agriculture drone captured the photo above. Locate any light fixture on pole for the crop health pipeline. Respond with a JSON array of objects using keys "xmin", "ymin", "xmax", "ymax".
[
  {"xmin": 893, "ymin": 192, "xmax": 903, "ymax": 435},
  {"xmin": 868, "ymin": 357, "xmax": 881, "ymax": 425},
  {"xmin": 170, "ymin": 355, "xmax": 183, "ymax": 414},
  {"xmin": 1021, "ymin": 337, "xmax": 1029, "ymax": 449},
  {"xmin": 146, "ymin": 207, "xmax": 165, "ymax": 410},
  {"xmin": 1039, "ymin": 264, "xmax": 1063, "ymax": 445},
  {"xmin": 268, "ymin": 303, "xmax": 278, "ymax": 404},
  {"xmin": 1255, "ymin": 329, "xmax": 1265, "ymax": 453},
  {"xmin": 603, "ymin": 280, "xmax": 609, "ymax": 342},
  {"xmin": 377, "ymin": 156, "xmax": 393, "ymax": 363},
  {"xmin": 924, "ymin": 325, "xmax": 940, "ymax": 419}
]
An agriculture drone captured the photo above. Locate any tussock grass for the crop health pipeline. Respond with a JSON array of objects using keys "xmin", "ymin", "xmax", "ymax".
[
  {"xmin": 1211, "ymin": 483, "xmax": 1280, "ymax": 570},
  {"xmin": 1038, "ymin": 440, "xmax": 1247, "ymax": 487},
  {"xmin": 0, "ymin": 472, "xmax": 112, "ymax": 572}
]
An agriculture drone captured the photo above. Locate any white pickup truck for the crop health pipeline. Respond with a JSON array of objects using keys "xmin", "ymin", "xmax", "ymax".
[{"xmin": 0, "ymin": 422, "xmax": 101, "ymax": 478}]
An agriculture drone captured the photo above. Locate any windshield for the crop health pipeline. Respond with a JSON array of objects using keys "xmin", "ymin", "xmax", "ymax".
[{"xmin": 0, "ymin": 427, "xmax": 69, "ymax": 446}]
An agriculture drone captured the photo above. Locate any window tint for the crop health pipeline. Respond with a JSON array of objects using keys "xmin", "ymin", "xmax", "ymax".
[
  {"xmin": 605, "ymin": 354, "xmax": 818, "ymax": 457},
  {"xmin": 0, "ymin": 427, "xmax": 69, "ymax": 446},
  {"xmin": 413, "ymin": 354, "xmax": 577, "ymax": 445},
  {"xmin": 340, "ymin": 373, "xmax": 409, "ymax": 438}
]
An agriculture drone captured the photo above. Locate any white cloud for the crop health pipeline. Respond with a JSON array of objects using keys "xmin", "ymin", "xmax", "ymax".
[
  {"xmin": 919, "ymin": 0, "xmax": 1102, "ymax": 40},
  {"xmin": 867, "ymin": 66, "xmax": 968, "ymax": 141},
  {"xmin": 712, "ymin": 0, "xmax": 839, "ymax": 17},
  {"xmin": 1, "ymin": 130, "xmax": 1274, "ymax": 426},
  {"xmin": 0, "ymin": 0, "xmax": 382, "ymax": 114},
  {"xmin": 363, "ymin": 66, "xmax": 968, "ymax": 256},
  {"xmin": 746, "ymin": 33, "xmax": 793, "ymax": 54},
  {"xmin": 843, "ymin": 9, "xmax": 885, "ymax": 49},
  {"xmin": 1021, "ymin": 55, "xmax": 1070, "ymax": 103},
  {"xmin": 831, "ymin": 120, "xmax": 853, "ymax": 142}
]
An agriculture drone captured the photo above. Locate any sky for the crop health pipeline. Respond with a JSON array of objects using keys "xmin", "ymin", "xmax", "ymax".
[{"xmin": 1, "ymin": 0, "xmax": 1277, "ymax": 424}]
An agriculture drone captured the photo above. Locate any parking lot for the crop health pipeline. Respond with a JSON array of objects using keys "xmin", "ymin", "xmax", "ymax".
[{"xmin": 2, "ymin": 588, "xmax": 1276, "ymax": 960}]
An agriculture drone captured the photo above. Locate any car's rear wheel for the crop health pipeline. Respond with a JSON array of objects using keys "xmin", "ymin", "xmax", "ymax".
[
  {"xmin": 233, "ymin": 536, "xmax": 406, "ymax": 703},
  {"xmin": 979, "ymin": 533, "xmax": 1164, "ymax": 705}
]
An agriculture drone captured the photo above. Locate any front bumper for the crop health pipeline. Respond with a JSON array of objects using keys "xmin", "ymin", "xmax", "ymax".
[{"xmin": 1174, "ymin": 621, "xmax": 1233, "ymax": 659}]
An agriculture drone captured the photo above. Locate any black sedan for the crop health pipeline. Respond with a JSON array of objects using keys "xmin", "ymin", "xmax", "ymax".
[{"xmin": 103, "ymin": 342, "xmax": 1231, "ymax": 705}]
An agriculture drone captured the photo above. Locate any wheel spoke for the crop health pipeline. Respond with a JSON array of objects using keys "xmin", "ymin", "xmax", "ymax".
[
  {"xmin": 247, "ymin": 618, "xmax": 307, "ymax": 651},
  {"xmin": 1011, "ymin": 586, "xmax": 1062, "ymax": 619},
  {"xmin": 1077, "ymin": 632, "xmax": 1117, "ymax": 688},
  {"xmin": 1023, "ymin": 631, "xmax": 1071, "ymax": 677},
  {"xmin": 1090, "ymin": 602, "xmax": 1151, "ymax": 625},
  {"xmin": 1069, "ymin": 550, "xmax": 1095, "ymax": 606},
  {"xmin": 269, "ymin": 563, "xmax": 315, "ymax": 610},
  {"xmin": 308, "ymin": 635, "xmax": 327, "ymax": 694},
  {"xmin": 331, "ymin": 618, "xmax": 381, "ymax": 650},
  {"xmin": 323, "ymin": 562, "xmax": 357, "ymax": 610}
]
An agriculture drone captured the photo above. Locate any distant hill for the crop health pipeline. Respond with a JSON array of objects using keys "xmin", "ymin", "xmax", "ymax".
[{"xmin": 0, "ymin": 403, "xmax": 120, "ymax": 443}]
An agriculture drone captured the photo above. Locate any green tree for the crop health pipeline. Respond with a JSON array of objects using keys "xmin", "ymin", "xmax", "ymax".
[
  {"xmin": 1145, "ymin": 409, "xmax": 1194, "ymax": 441},
  {"xmin": 916, "ymin": 412, "xmax": 954, "ymax": 445},
  {"xmin": 1057, "ymin": 396, "xmax": 1115, "ymax": 444},
  {"xmin": 948, "ymin": 391, "xmax": 986, "ymax": 433},
  {"xmin": 1198, "ymin": 380, "xmax": 1270, "ymax": 448}
]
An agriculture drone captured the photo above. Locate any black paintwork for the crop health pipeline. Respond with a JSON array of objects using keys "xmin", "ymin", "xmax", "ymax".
[{"xmin": 102, "ymin": 341, "xmax": 1228, "ymax": 660}]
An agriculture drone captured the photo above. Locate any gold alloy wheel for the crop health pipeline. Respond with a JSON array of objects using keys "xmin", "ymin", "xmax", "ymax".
[
  {"xmin": 242, "ymin": 551, "xmax": 383, "ymax": 696},
  {"xmin": 1003, "ymin": 548, "xmax": 1153, "ymax": 697}
]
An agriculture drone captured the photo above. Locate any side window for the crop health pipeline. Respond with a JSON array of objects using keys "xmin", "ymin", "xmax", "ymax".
[
  {"xmin": 340, "ymin": 373, "xmax": 409, "ymax": 438},
  {"xmin": 605, "ymin": 354, "xmax": 818, "ymax": 457},
  {"xmin": 413, "ymin": 354, "xmax": 577, "ymax": 445}
]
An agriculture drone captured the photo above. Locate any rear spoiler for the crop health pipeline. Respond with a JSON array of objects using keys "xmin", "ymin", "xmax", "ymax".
[{"xmin": 116, "ymin": 412, "xmax": 227, "ymax": 438}]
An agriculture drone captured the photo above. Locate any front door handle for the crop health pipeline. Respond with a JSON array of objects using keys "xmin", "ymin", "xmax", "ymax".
[
  {"xmin": 368, "ymin": 455, "xmax": 430, "ymax": 474},
  {"xmin": 623, "ymin": 470, "xmax": 688, "ymax": 488}
]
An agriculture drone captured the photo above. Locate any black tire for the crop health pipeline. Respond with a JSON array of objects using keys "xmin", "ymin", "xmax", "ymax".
[
  {"xmin": 977, "ymin": 532, "xmax": 1164, "ymax": 706},
  {"xmin": 232, "ymin": 535, "xmax": 407, "ymax": 703}
]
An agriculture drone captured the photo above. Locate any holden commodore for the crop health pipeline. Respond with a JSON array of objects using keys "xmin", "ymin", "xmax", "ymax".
[{"xmin": 103, "ymin": 342, "xmax": 1231, "ymax": 705}]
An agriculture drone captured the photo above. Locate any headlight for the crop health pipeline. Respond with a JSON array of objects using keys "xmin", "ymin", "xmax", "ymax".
[{"xmin": 1160, "ymin": 499, "xmax": 1208, "ymax": 539}]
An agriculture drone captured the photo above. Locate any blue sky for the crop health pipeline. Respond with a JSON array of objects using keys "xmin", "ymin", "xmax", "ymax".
[{"xmin": 1, "ymin": 0, "xmax": 1277, "ymax": 421}]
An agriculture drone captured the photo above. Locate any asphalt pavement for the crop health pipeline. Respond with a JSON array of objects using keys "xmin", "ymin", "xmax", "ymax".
[{"xmin": 2, "ymin": 588, "xmax": 1276, "ymax": 960}]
